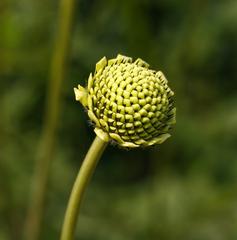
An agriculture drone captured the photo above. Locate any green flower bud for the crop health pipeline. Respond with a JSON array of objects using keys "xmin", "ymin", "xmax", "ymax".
[{"xmin": 74, "ymin": 54, "xmax": 176, "ymax": 148}]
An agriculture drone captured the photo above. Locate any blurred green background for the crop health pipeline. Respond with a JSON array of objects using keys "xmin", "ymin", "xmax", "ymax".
[{"xmin": 1, "ymin": 0, "xmax": 237, "ymax": 239}]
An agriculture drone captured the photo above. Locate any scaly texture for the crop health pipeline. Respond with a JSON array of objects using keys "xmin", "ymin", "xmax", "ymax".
[{"xmin": 74, "ymin": 54, "xmax": 176, "ymax": 148}]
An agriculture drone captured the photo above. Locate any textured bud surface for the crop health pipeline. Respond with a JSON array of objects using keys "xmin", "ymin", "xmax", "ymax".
[{"xmin": 74, "ymin": 54, "xmax": 176, "ymax": 148}]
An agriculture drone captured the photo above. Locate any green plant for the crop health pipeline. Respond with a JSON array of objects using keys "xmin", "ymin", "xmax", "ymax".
[
  {"xmin": 24, "ymin": 0, "xmax": 76, "ymax": 239},
  {"xmin": 60, "ymin": 54, "xmax": 176, "ymax": 240}
]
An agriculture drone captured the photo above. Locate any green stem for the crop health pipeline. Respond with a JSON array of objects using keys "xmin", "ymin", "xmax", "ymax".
[
  {"xmin": 61, "ymin": 136, "xmax": 108, "ymax": 240},
  {"xmin": 24, "ymin": 0, "xmax": 75, "ymax": 239}
]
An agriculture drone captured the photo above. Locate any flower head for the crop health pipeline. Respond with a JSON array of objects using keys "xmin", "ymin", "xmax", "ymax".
[{"xmin": 74, "ymin": 54, "xmax": 176, "ymax": 148}]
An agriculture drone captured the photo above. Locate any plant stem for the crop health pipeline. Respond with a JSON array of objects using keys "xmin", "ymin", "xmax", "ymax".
[
  {"xmin": 24, "ymin": 0, "xmax": 75, "ymax": 239},
  {"xmin": 61, "ymin": 136, "xmax": 108, "ymax": 240}
]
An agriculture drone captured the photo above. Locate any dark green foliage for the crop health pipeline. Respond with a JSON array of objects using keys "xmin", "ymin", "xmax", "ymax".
[{"xmin": 1, "ymin": 0, "xmax": 237, "ymax": 239}]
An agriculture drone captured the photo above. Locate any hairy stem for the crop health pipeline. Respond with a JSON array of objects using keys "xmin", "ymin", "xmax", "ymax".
[
  {"xmin": 24, "ymin": 0, "xmax": 75, "ymax": 239},
  {"xmin": 61, "ymin": 136, "xmax": 108, "ymax": 240}
]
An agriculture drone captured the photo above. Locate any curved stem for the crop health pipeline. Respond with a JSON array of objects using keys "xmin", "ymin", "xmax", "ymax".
[{"xmin": 61, "ymin": 136, "xmax": 108, "ymax": 240}]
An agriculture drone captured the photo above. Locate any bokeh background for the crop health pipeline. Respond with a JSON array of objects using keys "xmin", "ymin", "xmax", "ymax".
[{"xmin": 1, "ymin": 0, "xmax": 237, "ymax": 239}]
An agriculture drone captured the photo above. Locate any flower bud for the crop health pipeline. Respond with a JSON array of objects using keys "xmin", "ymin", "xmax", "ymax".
[{"xmin": 74, "ymin": 54, "xmax": 176, "ymax": 148}]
